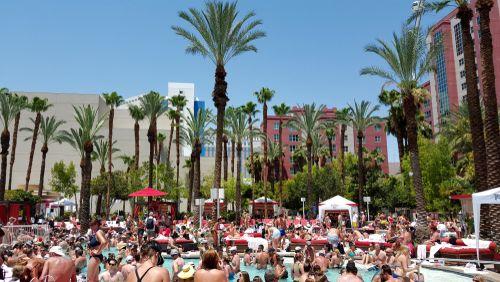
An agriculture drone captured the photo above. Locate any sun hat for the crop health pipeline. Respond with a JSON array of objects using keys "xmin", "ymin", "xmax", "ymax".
[
  {"xmin": 49, "ymin": 246, "xmax": 66, "ymax": 257},
  {"xmin": 177, "ymin": 264, "xmax": 195, "ymax": 279}
]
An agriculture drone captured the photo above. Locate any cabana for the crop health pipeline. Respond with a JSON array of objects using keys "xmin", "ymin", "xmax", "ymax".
[
  {"xmin": 249, "ymin": 197, "xmax": 278, "ymax": 218},
  {"xmin": 318, "ymin": 195, "xmax": 358, "ymax": 223},
  {"xmin": 472, "ymin": 187, "xmax": 500, "ymax": 265},
  {"xmin": 46, "ymin": 198, "xmax": 76, "ymax": 218}
]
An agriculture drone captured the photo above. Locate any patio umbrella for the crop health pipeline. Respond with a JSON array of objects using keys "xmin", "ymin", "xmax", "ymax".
[{"xmin": 128, "ymin": 187, "xmax": 167, "ymax": 197}]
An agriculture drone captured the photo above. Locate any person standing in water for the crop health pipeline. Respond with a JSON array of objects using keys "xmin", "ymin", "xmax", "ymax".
[{"xmin": 87, "ymin": 219, "xmax": 108, "ymax": 282}]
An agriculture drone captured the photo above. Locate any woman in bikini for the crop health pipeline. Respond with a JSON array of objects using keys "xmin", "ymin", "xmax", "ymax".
[{"xmin": 87, "ymin": 219, "xmax": 108, "ymax": 282}]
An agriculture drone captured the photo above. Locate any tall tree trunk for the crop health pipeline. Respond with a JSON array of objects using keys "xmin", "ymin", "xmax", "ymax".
[
  {"xmin": 339, "ymin": 124, "xmax": 346, "ymax": 188},
  {"xmin": 0, "ymin": 130, "xmax": 10, "ymax": 201},
  {"xmin": 96, "ymin": 164, "xmax": 105, "ymax": 215},
  {"xmin": 25, "ymin": 112, "xmax": 41, "ymax": 191},
  {"xmin": 327, "ymin": 137, "xmax": 333, "ymax": 161},
  {"xmin": 37, "ymin": 144, "xmax": 48, "ymax": 197},
  {"xmin": 157, "ymin": 140, "xmax": 164, "ymax": 165},
  {"xmin": 395, "ymin": 120, "xmax": 405, "ymax": 171},
  {"xmin": 187, "ymin": 152, "xmax": 195, "ymax": 213},
  {"xmin": 476, "ymin": 0, "xmax": 500, "ymax": 242},
  {"xmin": 193, "ymin": 142, "xmax": 202, "ymax": 227},
  {"xmin": 458, "ymin": 6, "xmax": 490, "ymax": 239},
  {"xmin": 167, "ymin": 121, "xmax": 174, "ymax": 165},
  {"xmin": 8, "ymin": 113, "xmax": 20, "ymax": 190},
  {"xmin": 147, "ymin": 118, "xmax": 157, "ymax": 188},
  {"xmin": 236, "ymin": 142, "xmax": 242, "ymax": 222},
  {"xmin": 263, "ymin": 102, "xmax": 268, "ymax": 218},
  {"xmin": 223, "ymin": 136, "xmax": 228, "ymax": 182},
  {"xmin": 134, "ymin": 121, "xmax": 140, "ymax": 170},
  {"xmin": 306, "ymin": 136, "xmax": 313, "ymax": 218},
  {"xmin": 248, "ymin": 116, "xmax": 255, "ymax": 199},
  {"xmin": 278, "ymin": 120, "xmax": 284, "ymax": 209},
  {"xmin": 176, "ymin": 116, "xmax": 181, "ymax": 187},
  {"xmin": 80, "ymin": 142, "xmax": 93, "ymax": 233},
  {"xmin": 231, "ymin": 140, "xmax": 235, "ymax": 178},
  {"xmin": 357, "ymin": 131, "xmax": 365, "ymax": 207},
  {"xmin": 106, "ymin": 108, "xmax": 114, "ymax": 219},
  {"xmin": 402, "ymin": 92, "xmax": 427, "ymax": 242}
]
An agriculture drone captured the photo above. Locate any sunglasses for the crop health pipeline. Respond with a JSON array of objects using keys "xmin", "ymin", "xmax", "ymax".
[{"xmin": 109, "ymin": 262, "xmax": 117, "ymax": 266}]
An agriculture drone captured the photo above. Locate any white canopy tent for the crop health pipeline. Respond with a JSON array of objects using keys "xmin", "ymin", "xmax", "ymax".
[
  {"xmin": 472, "ymin": 187, "xmax": 500, "ymax": 265},
  {"xmin": 318, "ymin": 195, "xmax": 358, "ymax": 222},
  {"xmin": 50, "ymin": 198, "xmax": 76, "ymax": 207}
]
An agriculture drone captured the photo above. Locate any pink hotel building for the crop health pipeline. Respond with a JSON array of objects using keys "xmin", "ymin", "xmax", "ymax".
[{"xmin": 425, "ymin": 0, "xmax": 500, "ymax": 130}]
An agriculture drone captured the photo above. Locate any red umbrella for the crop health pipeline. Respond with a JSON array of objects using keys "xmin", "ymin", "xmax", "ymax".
[{"xmin": 128, "ymin": 187, "xmax": 167, "ymax": 197}]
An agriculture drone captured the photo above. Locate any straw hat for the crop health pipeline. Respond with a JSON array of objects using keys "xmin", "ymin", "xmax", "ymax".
[{"xmin": 177, "ymin": 264, "xmax": 195, "ymax": 279}]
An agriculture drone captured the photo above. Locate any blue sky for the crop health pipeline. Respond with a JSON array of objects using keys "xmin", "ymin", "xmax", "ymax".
[{"xmin": 0, "ymin": 1, "xmax": 450, "ymax": 163}]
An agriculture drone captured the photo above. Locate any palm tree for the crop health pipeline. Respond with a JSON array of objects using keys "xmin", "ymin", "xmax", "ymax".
[
  {"xmin": 21, "ymin": 116, "xmax": 65, "ymax": 197},
  {"xmin": 157, "ymin": 133, "xmax": 166, "ymax": 165},
  {"xmin": 254, "ymin": 87, "xmax": 275, "ymax": 217},
  {"xmin": 128, "ymin": 105, "xmax": 145, "ymax": 170},
  {"xmin": 169, "ymin": 94, "xmax": 187, "ymax": 187},
  {"xmin": 172, "ymin": 2, "xmax": 265, "ymax": 211},
  {"xmin": 288, "ymin": 103, "xmax": 326, "ymax": 214},
  {"xmin": 61, "ymin": 105, "xmax": 106, "ymax": 232},
  {"xmin": 91, "ymin": 139, "xmax": 119, "ymax": 215},
  {"xmin": 223, "ymin": 134, "xmax": 229, "ymax": 182},
  {"xmin": 267, "ymin": 139, "xmax": 281, "ymax": 196},
  {"xmin": 181, "ymin": 108, "xmax": 214, "ymax": 213},
  {"xmin": 25, "ymin": 97, "xmax": 52, "ymax": 191},
  {"xmin": 242, "ymin": 102, "xmax": 259, "ymax": 190},
  {"xmin": 224, "ymin": 107, "xmax": 237, "ymax": 179},
  {"xmin": 476, "ymin": 0, "xmax": 500, "ymax": 191},
  {"xmin": 440, "ymin": 103, "xmax": 472, "ymax": 156},
  {"xmin": 166, "ymin": 109, "xmax": 178, "ymax": 165},
  {"xmin": 324, "ymin": 121, "xmax": 337, "ymax": 161},
  {"xmin": 8, "ymin": 94, "xmax": 28, "ymax": 191},
  {"xmin": 379, "ymin": 90, "xmax": 406, "ymax": 169},
  {"xmin": 0, "ymin": 89, "xmax": 24, "ymax": 200},
  {"xmin": 102, "ymin": 91, "xmax": 123, "ymax": 219},
  {"xmin": 361, "ymin": 27, "xmax": 435, "ymax": 239},
  {"xmin": 139, "ymin": 91, "xmax": 166, "ymax": 188},
  {"xmin": 336, "ymin": 108, "xmax": 349, "ymax": 187},
  {"xmin": 272, "ymin": 103, "xmax": 290, "ymax": 209},
  {"xmin": 347, "ymin": 100, "xmax": 380, "ymax": 206}
]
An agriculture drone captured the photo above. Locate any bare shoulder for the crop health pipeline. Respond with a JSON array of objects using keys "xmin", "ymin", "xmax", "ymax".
[{"xmin": 153, "ymin": 267, "xmax": 169, "ymax": 276}]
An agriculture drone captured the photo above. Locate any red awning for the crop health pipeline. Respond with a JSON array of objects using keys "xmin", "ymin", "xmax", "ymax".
[
  {"xmin": 450, "ymin": 194, "xmax": 472, "ymax": 200},
  {"xmin": 129, "ymin": 187, "xmax": 167, "ymax": 197}
]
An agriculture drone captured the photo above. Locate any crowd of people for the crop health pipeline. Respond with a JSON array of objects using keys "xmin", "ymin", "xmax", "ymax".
[{"xmin": 0, "ymin": 209, "xmax": 481, "ymax": 282}]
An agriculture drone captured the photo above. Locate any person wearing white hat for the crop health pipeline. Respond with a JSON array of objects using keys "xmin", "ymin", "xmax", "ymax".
[
  {"xmin": 177, "ymin": 264, "xmax": 195, "ymax": 281},
  {"xmin": 229, "ymin": 246, "xmax": 240, "ymax": 273},
  {"xmin": 120, "ymin": 255, "xmax": 136, "ymax": 280},
  {"xmin": 171, "ymin": 249, "xmax": 185, "ymax": 280},
  {"xmin": 39, "ymin": 246, "xmax": 77, "ymax": 282}
]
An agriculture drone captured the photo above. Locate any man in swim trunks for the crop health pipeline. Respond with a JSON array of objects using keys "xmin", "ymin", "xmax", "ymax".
[
  {"xmin": 276, "ymin": 214, "xmax": 287, "ymax": 249},
  {"xmin": 255, "ymin": 245, "xmax": 269, "ymax": 269}
]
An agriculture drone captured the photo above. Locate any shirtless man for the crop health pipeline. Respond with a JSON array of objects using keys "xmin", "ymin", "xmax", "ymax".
[
  {"xmin": 171, "ymin": 249, "xmax": 185, "ymax": 279},
  {"xmin": 314, "ymin": 251, "xmax": 329, "ymax": 273},
  {"xmin": 255, "ymin": 245, "xmax": 269, "ymax": 269},
  {"xmin": 276, "ymin": 214, "xmax": 287, "ymax": 248},
  {"xmin": 372, "ymin": 244, "xmax": 387, "ymax": 268},
  {"xmin": 194, "ymin": 249, "xmax": 227, "ymax": 282},
  {"xmin": 338, "ymin": 261, "xmax": 362, "ymax": 282},
  {"xmin": 126, "ymin": 241, "xmax": 170, "ymax": 282},
  {"xmin": 99, "ymin": 259, "xmax": 124, "ymax": 282},
  {"xmin": 73, "ymin": 248, "xmax": 86, "ymax": 275},
  {"xmin": 39, "ymin": 246, "xmax": 77, "ymax": 282},
  {"xmin": 230, "ymin": 247, "xmax": 240, "ymax": 273},
  {"xmin": 120, "ymin": 256, "xmax": 136, "ymax": 280}
]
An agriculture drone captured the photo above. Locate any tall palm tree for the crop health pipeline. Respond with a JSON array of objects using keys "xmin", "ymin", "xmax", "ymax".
[
  {"xmin": 166, "ymin": 109, "xmax": 178, "ymax": 165},
  {"xmin": 224, "ymin": 107, "xmax": 237, "ymax": 179},
  {"xmin": 169, "ymin": 94, "xmax": 187, "ymax": 187},
  {"xmin": 347, "ymin": 100, "xmax": 380, "ymax": 206},
  {"xmin": 102, "ymin": 91, "xmax": 123, "ymax": 219},
  {"xmin": 242, "ymin": 102, "xmax": 259, "ymax": 190},
  {"xmin": 0, "ymin": 89, "xmax": 24, "ymax": 200},
  {"xmin": 181, "ymin": 108, "xmax": 214, "ymax": 213},
  {"xmin": 324, "ymin": 121, "xmax": 337, "ymax": 161},
  {"xmin": 25, "ymin": 97, "xmax": 52, "ymax": 191},
  {"xmin": 172, "ymin": 2, "xmax": 265, "ymax": 213},
  {"xmin": 254, "ymin": 87, "xmax": 275, "ymax": 218},
  {"xmin": 336, "ymin": 108, "xmax": 350, "ymax": 187},
  {"xmin": 128, "ymin": 105, "xmax": 145, "ymax": 170},
  {"xmin": 223, "ymin": 134, "xmax": 229, "ymax": 182},
  {"xmin": 139, "ymin": 91, "xmax": 166, "ymax": 188},
  {"xmin": 91, "ymin": 139, "xmax": 119, "ymax": 215},
  {"xmin": 21, "ymin": 116, "xmax": 65, "ymax": 197},
  {"xmin": 157, "ymin": 133, "xmax": 166, "ymax": 165},
  {"xmin": 361, "ymin": 27, "xmax": 435, "ymax": 239},
  {"xmin": 61, "ymin": 105, "xmax": 106, "ymax": 232},
  {"xmin": 8, "ymin": 94, "xmax": 28, "ymax": 191},
  {"xmin": 288, "ymin": 103, "xmax": 326, "ymax": 214},
  {"xmin": 379, "ymin": 90, "xmax": 406, "ymax": 169},
  {"xmin": 266, "ymin": 139, "xmax": 281, "ymax": 196},
  {"xmin": 272, "ymin": 103, "xmax": 290, "ymax": 209},
  {"xmin": 476, "ymin": 0, "xmax": 500, "ymax": 192}
]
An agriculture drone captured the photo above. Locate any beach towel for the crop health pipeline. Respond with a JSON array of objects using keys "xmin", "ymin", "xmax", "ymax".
[
  {"xmin": 417, "ymin": 244, "xmax": 427, "ymax": 260},
  {"xmin": 461, "ymin": 239, "xmax": 491, "ymax": 249},
  {"xmin": 429, "ymin": 243, "xmax": 448, "ymax": 258}
]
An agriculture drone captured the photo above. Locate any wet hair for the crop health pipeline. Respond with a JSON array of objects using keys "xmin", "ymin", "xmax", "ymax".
[
  {"xmin": 346, "ymin": 260, "xmax": 357, "ymax": 274},
  {"xmin": 140, "ymin": 241, "xmax": 161, "ymax": 260},
  {"xmin": 381, "ymin": 264, "xmax": 392, "ymax": 275},
  {"xmin": 90, "ymin": 219, "xmax": 101, "ymax": 227},
  {"xmin": 202, "ymin": 249, "xmax": 220, "ymax": 270},
  {"xmin": 239, "ymin": 271, "xmax": 251, "ymax": 282},
  {"xmin": 264, "ymin": 270, "xmax": 275, "ymax": 282},
  {"xmin": 303, "ymin": 261, "xmax": 312, "ymax": 273},
  {"xmin": 75, "ymin": 248, "xmax": 83, "ymax": 257},
  {"xmin": 252, "ymin": 277, "xmax": 263, "ymax": 282}
]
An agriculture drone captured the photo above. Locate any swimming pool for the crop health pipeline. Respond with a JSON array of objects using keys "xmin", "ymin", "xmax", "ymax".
[{"xmin": 85, "ymin": 248, "xmax": 471, "ymax": 281}]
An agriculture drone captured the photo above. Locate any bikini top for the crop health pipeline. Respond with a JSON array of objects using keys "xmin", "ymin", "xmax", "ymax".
[
  {"xmin": 135, "ymin": 266, "xmax": 155, "ymax": 282},
  {"xmin": 88, "ymin": 233, "xmax": 100, "ymax": 248}
]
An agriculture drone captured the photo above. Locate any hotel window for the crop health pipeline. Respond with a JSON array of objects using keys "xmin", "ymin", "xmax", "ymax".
[
  {"xmin": 453, "ymin": 23, "xmax": 463, "ymax": 56},
  {"xmin": 290, "ymin": 157, "xmax": 294, "ymax": 164},
  {"xmin": 288, "ymin": 134, "xmax": 299, "ymax": 142},
  {"xmin": 462, "ymin": 83, "xmax": 467, "ymax": 90},
  {"xmin": 273, "ymin": 134, "xmax": 279, "ymax": 142},
  {"xmin": 425, "ymin": 111, "xmax": 431, "ymax": 119},
  {"xmin": 374, "ymin": 124, "xmax": 382, "ymax": 131},
  {"xmin": 423, "ymin": 100, "xmax": 429, "ymax": 107},
  {"xmin": 459, "ymin": 58, "xmax": 464, "ymax": 66},
  {"xmin": 289, "ymin": 145, "xmax": 296, "ymax": 152},
  {"xmin": 460, "ymin": 70, "xmax": 466, "ymax": 78},
  {"xmin": 344, "ymin": 135, "xmax": 348, "ymax": 141},
  {"xmin": 332, "ymin": 144, "xmax": 336, "ymax": 152},
  {"xmin": 273, "ymin": 122, "xmax": 279, "ymax": 130},
  {"xmin": 343, "ymin": 146, "xmax": 348, "ymax": 152},
  {"xmin": 375, "ymin": 136, "xmax": 381, "ymax": 143}
]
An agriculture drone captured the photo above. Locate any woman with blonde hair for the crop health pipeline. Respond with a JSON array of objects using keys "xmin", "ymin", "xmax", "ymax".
[{"xmin": 394, "ymin": 246, "xmax": 421, "ymax": 281}]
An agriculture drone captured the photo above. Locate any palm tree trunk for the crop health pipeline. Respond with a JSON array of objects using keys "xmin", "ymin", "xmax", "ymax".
[
  {"xmin": 339, "ymin": 124, "xmax": 346, "ymax": 188},
  {"xmin": 176, "ymin": 117, "xmax": 181, "ymax": 187},
  {"xmin": 458, "ymin": 6, "xmax": 490, "ymax": 239},
  {"xmin": 8, "ymin": 113, "xmax": 20, "ymax": 191},
  {"xmin": 37, "ymin": 144, "xmax": 48, "ymax": 197},
  {"xmin": 167, "ymin": 122, "xmax": 174, "ymax": 165},
  {"xmin": 25, "ymin": 112, "xmax": 41, "ymax": 191},
  {"xmin": 263, "ymin": 102, "xmax": 268, "ymax": 219},
  {"xmin": 248, "ymin": 117, "xmax": 255, "ymax": 198},
  {"xmin": 134, "ymin": 121, "xmax": 140, "ymax": 170},
  {"xmin": 106, "ymin": 108, "xmax": 114, "ymax": 219},
  {"xmin": 306, "ymin": 136, "xmax": 313, "ymax": 219},
  {"xmin": 0, "ymin": 129, "xmax": 10, "ymax": 201},
  {"xmin": 402, "ymin": 92, "xmax": 427, "ymax": 241},
  {"xmin": 80, "ymin": 142, "xmax": 93, "ymax": 232},
  {"xmin": 327, "ymin": 137, "xmax": 333, "ymax": 161},
  {"xmin": 96, "ymin": 164, "xmax": 105, "ymax": 215},
  {"xmin": 278, "ymin": 120, "xmax": 284, "ymax": 209},
  {"xmin": 357, "ymin": 131, "xmax": 365, "ymax": 207},
  {"xmin": 476, "ymin": 0, "xmax": 500, "ymax": 242},
  {"xmin": 395, "ymin": 120, "xmax": 405, "ymax": 170},
  {"xmin": 187, "ymin": 152, "xmax": 195, "ymax": 213},
  {"xmin": 231, "ymin": 140, "xmax": 235, "ymax": 178},
  {"xmin": 223, "ymin": 137, "xmax": 228, "ymax": 182},
  {"xmin": 236, "ymin": 142, "xmax": 242, "ymax": 222},
  {"xmin": 147, "ymin": 119, "xmax": 156, "ymax": 188}
]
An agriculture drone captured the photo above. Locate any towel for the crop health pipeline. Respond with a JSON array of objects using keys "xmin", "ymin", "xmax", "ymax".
[
  {"xmin": 417, "ymin": 244, "xmax": 427, "ymax": 260},
  {"xmin": 462, "ymin": 239, "xmax": 491, "ymax": 249},
  {"xmin": 429, "ymin": 243, "xmax": 447, "ymax": 258}
]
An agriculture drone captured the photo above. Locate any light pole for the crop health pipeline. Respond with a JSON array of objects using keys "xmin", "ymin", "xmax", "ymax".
[
  {"xmin": 413, "ymin": 0, "xmax": 426, "ymax": 29},
  {"xmin": 300, "ymin": 197, "xmax": 306, "ymax": 219},
  {"xmin": 195, "ymin": 198, "xmax": 205, "ymax": 228}
]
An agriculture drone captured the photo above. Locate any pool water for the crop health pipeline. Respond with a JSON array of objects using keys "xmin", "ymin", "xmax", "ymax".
[{"xmin": 84, "ymin": 248, "xmax": 471, "ymax": 282}]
